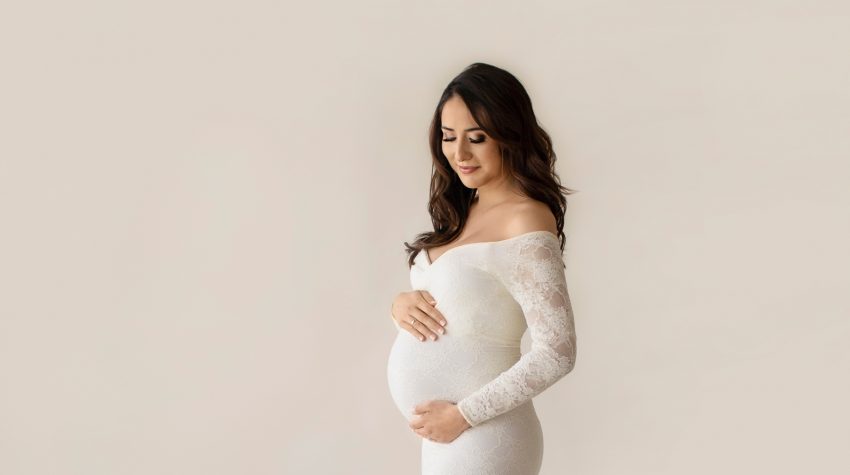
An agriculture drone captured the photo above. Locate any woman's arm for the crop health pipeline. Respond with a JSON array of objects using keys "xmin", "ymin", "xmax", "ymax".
[{"xmin": 455, "ymin": 232, "xmax": 577, "ymax": 427}]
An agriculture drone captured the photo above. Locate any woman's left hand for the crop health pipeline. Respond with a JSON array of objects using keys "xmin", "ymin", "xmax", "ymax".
[{"xmin": 408, "ymin": 400, "xmax": 471, "ymax": 443}]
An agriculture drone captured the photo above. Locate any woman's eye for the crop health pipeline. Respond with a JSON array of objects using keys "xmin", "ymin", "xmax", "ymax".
[{"xmin": 442, "ymin": 136, "xmax": 486, "ymax": 143}]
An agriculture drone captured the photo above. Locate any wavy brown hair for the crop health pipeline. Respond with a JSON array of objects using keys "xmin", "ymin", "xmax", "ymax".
[{"xmin": 403, "ymin": 62, "xmax": 576, "ymax": 268}]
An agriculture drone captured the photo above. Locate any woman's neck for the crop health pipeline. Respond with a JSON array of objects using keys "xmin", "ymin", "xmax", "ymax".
[{"xmin": 474, "ymin": 182, "xmax": 525, "ymax": 210}]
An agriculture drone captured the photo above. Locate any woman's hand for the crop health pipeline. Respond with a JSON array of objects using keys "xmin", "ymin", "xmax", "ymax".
[
  {"xmin": 408, "ymin": 400, "xmax": 471, "ymax": 443},
  {"xmin": 391, "ymin": 290, "xmax": 447, "ymax": 342}
]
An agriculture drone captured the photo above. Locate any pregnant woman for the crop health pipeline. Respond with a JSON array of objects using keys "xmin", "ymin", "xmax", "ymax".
[{"xmin": 386, "ymin": 62, "xmax": 578, "ymax": 474}]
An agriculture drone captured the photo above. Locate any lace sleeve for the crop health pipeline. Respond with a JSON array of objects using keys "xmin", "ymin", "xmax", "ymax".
[{"xmin": 456, "ymin": 232, "xmax": 577, "ymax": 427}]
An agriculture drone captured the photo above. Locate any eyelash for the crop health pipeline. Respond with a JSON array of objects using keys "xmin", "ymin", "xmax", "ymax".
[{"xmin": 442, "ymin": 136, "xmax": 485, "ymax": 143}]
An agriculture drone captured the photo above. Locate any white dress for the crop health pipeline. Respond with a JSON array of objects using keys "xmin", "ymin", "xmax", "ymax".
[{"xmin": 386, "ymin": 230, "xmax": 577, "ymax": 475}]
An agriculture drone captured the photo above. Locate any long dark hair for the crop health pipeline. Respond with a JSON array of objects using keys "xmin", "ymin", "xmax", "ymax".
[{"xmin": 404, "ymin": 62, "xmax": 576, "ymax": 268}]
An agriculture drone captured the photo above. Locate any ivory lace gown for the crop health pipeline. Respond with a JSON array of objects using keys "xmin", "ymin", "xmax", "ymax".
[{"xmin": 386, "ymin": 230, "xmax": 577, "ymax": 475}]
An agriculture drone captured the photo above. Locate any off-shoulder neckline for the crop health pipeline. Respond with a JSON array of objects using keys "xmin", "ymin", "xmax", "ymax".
[{"xmin": 424, "ymin": 229, "xmax": 559, "ymax": 267}]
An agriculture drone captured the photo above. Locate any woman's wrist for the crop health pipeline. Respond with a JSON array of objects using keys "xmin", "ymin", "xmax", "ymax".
[{"xmin": 453, "ymin": 403, "xmax": 472, "ymax": 429}]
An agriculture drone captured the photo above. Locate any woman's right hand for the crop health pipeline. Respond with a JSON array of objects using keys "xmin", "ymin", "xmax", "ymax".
[{"xmin": 391, "ymin": 290, "xmax": 447, "ymax": 342}]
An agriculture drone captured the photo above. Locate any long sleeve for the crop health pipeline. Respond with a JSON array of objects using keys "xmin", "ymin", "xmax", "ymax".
[{"xmin": 456, "ymin": 232, "xmax": 577, "ymax": 427}]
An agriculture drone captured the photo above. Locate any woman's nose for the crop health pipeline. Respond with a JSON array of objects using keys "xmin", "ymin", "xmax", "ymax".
[{"xmin": 454, "ymin": 140, "xmax": 470, "ymax": 160}]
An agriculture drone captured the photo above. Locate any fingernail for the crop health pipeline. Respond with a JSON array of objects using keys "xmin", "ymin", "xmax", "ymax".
[
  {"xmin": 441, "ymin": 321, "xmax": 446, "ymax": 326},
  {"xmin": 419, "ymin": 336, "xmax": 425, "ymax": 341},
  {"xmin": 438, "ymin": 328, "xmax": 444, "ymax": 334},
  {"xmin": 430, "ymin": 335, "xmax": 436, "ymax": 340}
]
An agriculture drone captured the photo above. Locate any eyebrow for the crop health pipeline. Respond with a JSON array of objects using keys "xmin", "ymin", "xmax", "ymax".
[{"xmin": 441, "ymin": 126, "xmax": 482, "ymax": 132}]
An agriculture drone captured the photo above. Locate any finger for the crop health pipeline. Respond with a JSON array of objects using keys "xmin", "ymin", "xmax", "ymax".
[
  {"xmin": 418, "ymin": 290, "xmax": 437, "ymax": 305},
  {"xmin": 398, "ymin": 320, "xmax": 427, "ymax": 342},
  {"xmin": 415, "ymin": 300, "xmax": 446, "ymax": 328},
  {"xmin": 413, "ymin": 402, "xmax": 430, "ymax": 414},
  {"xmin": 414, "ymin": 427, "xmax": 431, "ymax": 438},
  {"xmin": 418, "ymin": 292, "xmax": 447, "ymax": 326},
  {"xmin": 408, "ymin": 417, "xmax": 424, "ymax": 430},
  {"xmin": 408, "ymin": 315, "xmax": 437, "ymax": 341},
  {"xmin": 407, "ymin": 307, "xmax": 439, "ymax": 340},
  {"xmin": 408, "ymin": 309, "xmax": 441, "ymax": 341}
]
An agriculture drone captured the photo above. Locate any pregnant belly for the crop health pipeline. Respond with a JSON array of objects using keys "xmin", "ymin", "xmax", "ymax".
[{"xmin": 386, "ymin": 331, "xmax": 520, "ymax": 419}]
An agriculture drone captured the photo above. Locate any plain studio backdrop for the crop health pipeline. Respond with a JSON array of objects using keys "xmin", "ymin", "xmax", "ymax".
[{"xmin": 1, "ymin": 1, "xmax": 848, "ymax": 474}]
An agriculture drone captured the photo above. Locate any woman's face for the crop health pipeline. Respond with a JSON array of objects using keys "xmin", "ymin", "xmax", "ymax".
[{"xmin": 440, "ymin": 95, "xmax": 505, "ymax": 189}]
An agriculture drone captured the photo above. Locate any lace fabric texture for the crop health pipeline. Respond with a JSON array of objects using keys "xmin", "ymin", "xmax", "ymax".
[
  {"xmin": 455, "ymin": 232, "xmax": 577, "ymax": 426},
  {"xmin": 386, "ymin": 230, "xmax": 577, "ymax": 474}
]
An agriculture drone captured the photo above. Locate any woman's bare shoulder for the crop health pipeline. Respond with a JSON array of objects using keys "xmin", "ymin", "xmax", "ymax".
[{"xmin": 504, "ymin": 199, "xmax": 558, "ymax": 237}]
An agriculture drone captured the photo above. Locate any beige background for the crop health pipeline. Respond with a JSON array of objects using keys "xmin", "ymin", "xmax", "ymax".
[{"xmin": 1, "ymin": 1, "xmax": 849, "ymax": 474}]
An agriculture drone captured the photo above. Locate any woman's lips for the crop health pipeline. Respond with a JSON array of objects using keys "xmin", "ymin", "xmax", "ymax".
[{"xmin": 459, "ymin": 166, "xmax": 479, "ymax": 174}]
